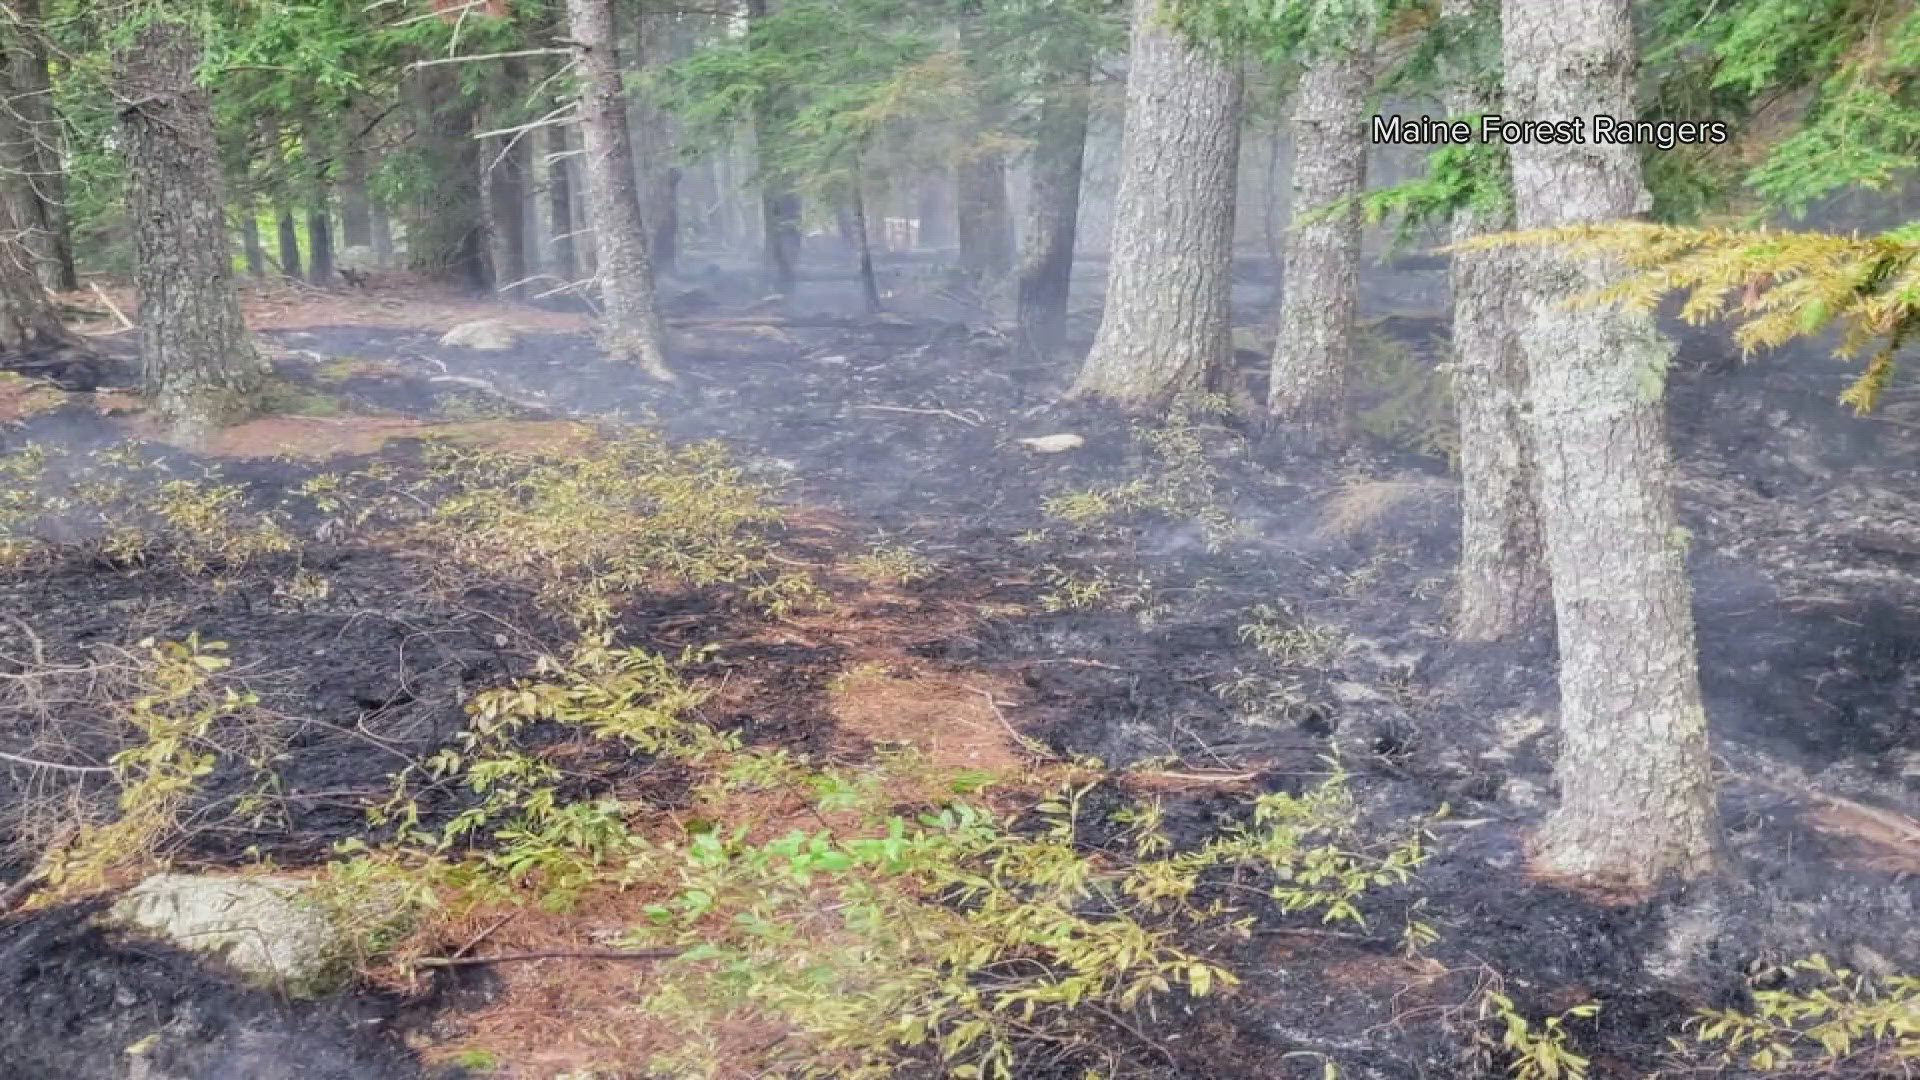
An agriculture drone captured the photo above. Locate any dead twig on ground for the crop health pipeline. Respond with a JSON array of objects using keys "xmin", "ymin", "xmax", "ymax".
[
  {"xmin": 852, "ymin": 404, "xmax": 984, "ymax": 427},
  {"xmin": 411, "ymin": 947, "xmax": 682, "ymax": 969},
  {"xmin": 88, "ymin": 281, "xmax": 133, "ymax": 332}
]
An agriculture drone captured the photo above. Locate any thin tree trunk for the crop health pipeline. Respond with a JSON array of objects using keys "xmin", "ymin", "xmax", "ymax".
[
  {"xmin": 339, "ymin": 114, "xmax": 373, "ymax": 249},
  {"xmin": 917, "ymin": 175, "xmax": 948, "ymax": 249},
  {"xmin": 1014, "ymin": 51, "xmax": 1090, "ymax": 361},
  {"xmin": 0, "ymin": 41, "xmax": 76, "ymax": 360},
  {"xmin": 626, "ymin": 10, "xmax": 678, "ymax": 278},
  {"xmin": 7, "ymin": 0, "xmax": 75, "ymax": 292},
  {"xmin": 1269, "ymin": 47, "xmax": 1373, "ymax": 446},
  {"xmin": 276, "ymin": 206, "xmax": 302, "ymax": 281},
  {"xmin": 546, "ymin": 119, "xmax": 577, "ymax": 282},
  {"xmin": 370, "ymin": 200, "xmax": 393, "ymax": 266},
  {"xmin": 563, "ymin": 0, "xmax": 673, "ymax": 381},
  {"xmin": 405, "ymin": 65, "xmax": 487, "ymax": 290},
  {"xmin": 239, "ymin": 210, "xmax": 266, "ymax": 279},
  {"xmin": 1504, "ymin": 0, "xmax": 1722, "ymax": 890},
  {"xmin": 115, "ymin": 18, "xmax": 265, "ymax": 433},
  {"xmin": 485, "ymin": 59, "xmax": 529, "ymax": 298},
  {"xmin": 850, "ymin": 168, "xmax": 880, "ymax": 313},
  {"xmin": 304, "ymin": 131, "xmax": 334, "ymax": 287},
  {"xmin": 1071, "ymin": 0, "xmax": 1243, "ymax": 408},
  {"xmin": 746, "ymin": 0, "xmax": 799, "ymax": 296},
  {"xmin": 1446, "ymin": 0, "xmax": 1548, "ymax": 642}
]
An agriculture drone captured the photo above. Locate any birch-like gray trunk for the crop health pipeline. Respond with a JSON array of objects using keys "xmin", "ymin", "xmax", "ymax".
[
  {"xmin": 1071, "ymin": 0, "xmax": 1241, "ymax": 408},
  {"xmin": 564, "ymin": 0, "xmax": 673, "ymax": 382},
  {"xmin": 115, "ymin": 18, "xmax": 265, "ymax": 434},
  {"xmin": 1268, "ymin": 47, "xmax": 1371, "ymax": 446},
  {"xmin": 1445, "ymin": 0, "xmax": 1548, "ymax": 642},
  {"xmin": 1014, "ymin": 51, "xmax": 1090, "ymax": 362},
  {"xmin": 1504, "ymin": 0, "xmax": 1722, "ymax": 889}
]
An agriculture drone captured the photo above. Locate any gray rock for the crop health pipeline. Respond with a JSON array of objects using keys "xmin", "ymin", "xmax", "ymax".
[
  {"xmin": 107, "ymin": 874, "xmax": 344, "ymax": 995},
  {"xmin": 438, "ymin": 319, "xmax": 519, "ymax": 351}
]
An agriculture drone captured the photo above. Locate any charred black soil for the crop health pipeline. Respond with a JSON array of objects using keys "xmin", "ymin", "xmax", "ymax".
[{"xmin": 2, "ymin": 263, "xmax": 1918, "ymax": 1078}]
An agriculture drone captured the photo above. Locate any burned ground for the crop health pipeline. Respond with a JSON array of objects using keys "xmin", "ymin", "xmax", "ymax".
[{"xmin": 0, "ymin": 260, "xmax": 1916, "ymax": 1078}]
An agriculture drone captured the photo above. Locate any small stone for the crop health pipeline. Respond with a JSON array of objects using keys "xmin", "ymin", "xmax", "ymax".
[
  {"xmin": 438, "ymin": 320, "xmax": 519, "ymax": 352},
  {"xmin": 1016, "ymin": 434, "xmax": 1084, "ymax": 454}
]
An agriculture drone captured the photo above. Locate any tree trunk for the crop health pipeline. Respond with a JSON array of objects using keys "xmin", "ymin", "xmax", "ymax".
[
  {"xmin": 485, "ymin": 59, "xmax": 529, "ymax": 298},
  {"xmin": 1071, "ymin": 0, "xmax": 1242, "ymax": 408},
  {"xmin": 6, "ymin": 0, "xmax": 76, "ymax": 292},
  {"xmin": 563, "ymin": 0, "xmax": 673, "ymax": 381},
  {"xmin": 1268, "ymin": 47, "xmax": 1372, "ymax": 446},
  {"xmin": 746, "ymin": 0, "xmax": 799, "ymax": 296},
  {"xmin": 239, "ymin": 210, "xmax": 266, "ymax": 279},
  {"xmin": 850, "ymin": 170, "xmax": 881, "ymax": 313},
  {"xmin": 339, "ymin": 113, "xmax": 373, "ymax": 249},
  {"xmin": 405, "ymin": 65, "xmax": 488, "ymax": 290},
  {"xmin": 1014, "ymin": 51, "xmax": 1090, "ymax": 361},
  {"xmin": 917, "ymin": 175, "xmax": 949, "ymax": 249},
  {"xmin": 0, "ymin": 39, "xmax": 76, "ymax": 361},
  {"xmin": 1445, "ymin": 0, "xmax": 1548, "ymax": 642},
  {"xmin": 626, "ymin": 10, "xmax": 679, "ymax": 278},
  {"xmin": 1503, "ymin": 0, "xmax": 1722, "ymax": 890},
  {"xmin": 370, "ymin": 199, "xmax": 393, "ymax": 265},
  {"xmin": 304, "ymin": 131, "xmax": 334, "ymax": 287},
  {"xmin": 546, "ymin": 119, "xmax": 577, "ymax": 282},
  {"xmin": 115, "ymin": 18, "xmax": 265, "ymax": 433},
  {"xmin": 276, "ymin": 206, "xmax": 302, "ymax": 281}
]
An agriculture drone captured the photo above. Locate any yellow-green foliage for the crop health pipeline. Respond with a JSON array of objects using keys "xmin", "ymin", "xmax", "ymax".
[
  {"xmin": 632, "ymin": 760, "xmax": 1432, "ymax": 1080},
  {"xmin": 407, "ymin": 433, "xmax": 821, "ymax": 624},
  {"xmin": 38, "ymin": 636, "xmax": 275, "ymax": 898},
  {"xmin": 1354, "ymin": 327, "xmax": 1457, "ymax": 461},
  {"xmin": 1239, "ymin": 603, "xmax": 1346, "ymax": 666},
  {"xmin": 1042, "ymin": 394, "xmax": 1241, "ymax": 551},
  {"xmin": 1038, "ymin": 563, "xmax": 1155, "ymax": 614},
  {"xmin": 1456, "ymin": 222, "xmax": 1920, "ymax": 413},
  {"xmin": 1478, "ymin": 987, "xmax": 1600, "ymax": 1080},
  {"xmin": 1675, "ymin": 954, "xmax": 1920, "ymax": 1073},
  {"xmin": 845, "ymin": 540, "xmax": 933, "ymax": 585}
]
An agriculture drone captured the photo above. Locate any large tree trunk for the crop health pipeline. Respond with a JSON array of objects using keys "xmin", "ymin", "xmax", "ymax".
[
  {"xmin": 564, "ymin": 0, "xmax": 673, "ymax": 381},
  {"xmin": 1013, "ymin": 52, "xmax": 1091, "ymax": 361},
  {"xmin": 0, "ymin": 53, "xmax": 76, "ymax": 360},
  {"xmin": 1070, "ymin": 0, "xmax": 1242, "ymax": 408},
  {"xmin": 405, "ymin": 65, "xmax": 488, "ymax": 290},
  {"xmin": 1504, "ymin": 0, "xmax": 1722, "ymax": 890},
  {"xmin": 115, "ymin": 19, "xmax": 265, "ymax": 433},
  {"xmin": 745, "ymin": 0, "xmax": 800, "ymax": 296},
  {"xmin": 6, "ymin": 0, "xmax": 76, "ymax": 292},
  {"xmin": 1445, "ymin": 0, "xmax": 1548, "ymax": 642},
  {"xmin": 1268, "ymin": 47, "xmax": 1372, "ymax": 446}
]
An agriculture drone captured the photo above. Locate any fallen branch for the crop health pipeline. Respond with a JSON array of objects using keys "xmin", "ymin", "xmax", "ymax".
[
  {"xmin": 968, "ymin": 686, "xmax": 1057, "ymax": 761},
  {"xmin": 0, "ymin": 749, "xmax": 113, "ymax": 774},
  {"xmin": 88, "ymin": 281, "xmax": 132, "ymax": 332},
  {"xmin": 0, "ymin": 870, "xmax": 45, "ymax": 912},
  {"xmin": 411, "ymin": 947, "xmax": 682, "ymax": 969},
  {"xmin": 853, "ymin": 404, "xmax": 983, "ymax": 427}
]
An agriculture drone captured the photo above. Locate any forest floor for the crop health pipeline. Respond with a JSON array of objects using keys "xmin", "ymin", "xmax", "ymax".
[{"xmin": 0, "ymin": 262, "xmax": 1918, "ymax": 1080}]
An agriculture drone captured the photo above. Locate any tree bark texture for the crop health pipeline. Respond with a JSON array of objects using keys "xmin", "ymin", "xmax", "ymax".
[
  {"xmin": 4, "ymin": 0, "xmax": 76, "ymax": 292},
  {"xmin": 1503, "ymin": 0, "xmax": 1722, "ymax": 889},
  {"xmin": 1444, "ymin": 0, "xmax": 1548, "ymax": 642},
  {"xmin": 1014, "ymin": 52, "xmax": 1091, "ymax": 361},
  {"xmin": 0, "ymin": 65, "xmax": 72, "ymax": 358},
  {"xmin": 564, "ymin": 0, "xmax": 673, "ymax": 381},
  {"xmin": 239, "ymin": 211, "xmax": 265, "ymax": 279},
  {"xmin": 1072, "ymin": 0, "xmax": 1242, "ymax": 408},
  {"xmin": 1268, "ymin": 46, "xmax": 1372, "ymax": 445},
  {"xmin": 484, "ymin": 58, "xmax": 529, "ymax": 298},
  {"xmin": 115, "ymin": 18, "xmax": 265, "ymax": 432},
  {"xmin": 303, "ymin": 130, "xmax": 334, "ymax": 287}
]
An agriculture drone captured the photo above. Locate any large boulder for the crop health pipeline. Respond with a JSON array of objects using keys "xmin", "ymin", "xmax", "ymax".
[
  {"xmin": 107, "ymin": 874, "xmax": 346, "ymax": 996},
  {"xmin": 438, "ymin": 319, "xmax": 519, "ymax": 352}
]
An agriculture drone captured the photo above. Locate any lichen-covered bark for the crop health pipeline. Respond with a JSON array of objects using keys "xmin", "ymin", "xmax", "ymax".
[
  {"xmin": 1071, "ymin": 0, "xmax": 1242, "ymax": 408},
  {"xmin": 564, "ymin": 0, "xmax": 673, "ymax": 382},
  {"xmin": 115, "ymin": 18, "xmax": 264, "ymax": 434},
  {"xmin": 1445, "ymin": 0, "xmax": 1548, "ymax": 642},
  {"xmin": 1503, "ymin": 0, "xmax": 1722, "ymax": 889},
  {"xmin": 1014, "ymin": 52, "xmax": 1090, "ymax": 362},
  {"xmin": 1269, "ymin": 46, "xmax": 1371, "ymax": 445}
]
